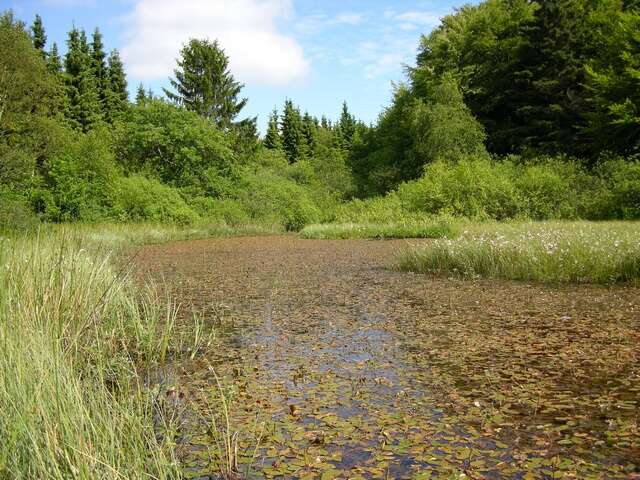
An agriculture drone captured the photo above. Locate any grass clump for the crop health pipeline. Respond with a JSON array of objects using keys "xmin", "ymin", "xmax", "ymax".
[
  {"xmin": 0, "ymin": 230, "xmax": 184, "ymax": 479},
  {"xmin": 300, "ymin": 216, "xmax": 463, "ymax": 240},
  {"xmin": 397, "ymin": 221, "xmax": 640, "ymax": 284}
]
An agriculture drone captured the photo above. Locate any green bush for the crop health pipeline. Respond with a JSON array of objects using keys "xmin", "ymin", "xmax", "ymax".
[
  {"xmin": 188, "ymin": 196, "xmax": 251, "ymax": 226},
  {"xmin": 592, "ymin": 159, "xmax": 640, "ymax": 219},
  {"xmin": 396, "ymin": 156, "xmax": 521, "ymax": 220},
  {"xmin": 235, "ymin": 170, "xmax": 321, "ymax": 231},
  {"xmin": 333, "ymin": 195, "xmax": 405, "ymax": 223},
  {"xmin": 44, "ymin": 128, "xmax": 119, "ymax": 222},
  {"xmin": 0, "ymin": 191, "xmax": 38, "ymax": 232},
  {"xmin": 513, "ymin": 158, "xmax": 592, "ymax": 220},
  {"xmin": 112, "ymin": 175, "xmax": 200, "ymax": 225},
  {"xmin": 115, "ymin": 101, "xmax": 234, "ymax": 190}
]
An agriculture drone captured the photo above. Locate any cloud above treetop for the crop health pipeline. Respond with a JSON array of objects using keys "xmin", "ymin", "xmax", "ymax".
[{"xmin": 121, "ymin": 0, "xmax": 310, "ymax": 86}]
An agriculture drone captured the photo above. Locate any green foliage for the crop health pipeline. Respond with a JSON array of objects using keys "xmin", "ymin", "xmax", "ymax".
[
  {"xmin": 104, "ymin": 49, "xmax": 128, "ymax": 122},
  {"xmin": 349, "ymin": 77, "xmax": 486, "ymax": 195},
  {"xmin": 235, "ymin": 168, "xmax": 322, "ymax": 231},
  {"xmin": 281, "ymin": 99, "xmax": 305, "ymax": 163},
  {"xmin": 30, "ymin": 14, "xmax": 46, "ymax": 54},
  {"xmin": 591, "ymin": 158, "xmax": 640, "ymax": 219},
  {"xmin": 43, "ymin": 128, "xmax": 118, "ymax": 221},
  {"xmin": 397, "ymin": 156, "xmax": 520, "ymax": 220},
  {"xmin": 164, "ymin": 39, "xmax": 246, "ymax": 129},
  {"xmin": 64, "ymin": 27, "xmax": 103, "ymax": 131},
  {"xmin": 584, "ymin": 7, "xmax": 640, "ymax": 155},
  {"xmin": 112, "ymin": 175, "xmax": 200, "ymax": 225},
  {"xmin": 264, "ymin": 108, "xmax": 281, "ymax": 150},
  {"xmin": 115, "ymin": 100, "xmax": 234, "ymax": 189}
]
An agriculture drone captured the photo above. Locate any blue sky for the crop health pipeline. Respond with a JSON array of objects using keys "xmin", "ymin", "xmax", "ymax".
[{"xmin": 7, "ymin": 0, "xmax": 474, "ymax": 132}]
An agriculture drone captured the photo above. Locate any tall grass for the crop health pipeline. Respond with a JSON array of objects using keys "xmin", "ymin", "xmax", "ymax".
[
  {"xmin": 0, "ymin": 230, "xmax": 184, "ymax": 478},
  {"xmin": 300, "ymin": 216, "xmax": 463, "ymax": 240},
  {"xmin": 397, "ymin": 221, "xmax": 640, "ymax": 284}
]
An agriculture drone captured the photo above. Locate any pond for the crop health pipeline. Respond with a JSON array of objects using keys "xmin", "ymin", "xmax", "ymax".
[{"xmin": 135, "ymin": 236, "xmax": 640, "ymax": 479}]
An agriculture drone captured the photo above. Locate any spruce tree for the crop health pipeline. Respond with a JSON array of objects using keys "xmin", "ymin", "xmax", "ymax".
[
  {"xmin": 264, "ymin": 108, "xmax": 281, "ymax": 149},
  {"xmin": 104, "ymin": 49, "xmax": 128, "ymax": 122},
  {"xmin": 91, "ymin": 28, "xmax": 108, "ymax": 103},
  {"xmin": 164, "ymin": 38, "xmax": 247, "ymax": 128},
  {"xmin": 64, "ymin": 27, "xmax": 102, "ymax": 131},
  {"xmin": 281, "ymin": 100, "xmax": 304, "ymax": 163},
  {"xmin": 135, "ymin": 83, "xmax": 147, "ymax": 105},
  {"xmin": 31, "ymin": 14, "xmax": 46, "ymax": 56},
  {"xmin": 338, "ymin": 101, "xmax": 356, "ymax": 148},
  {"xmin": 47, "ymin": 42, "xmax": 61, "ymax": 73},
  {"xmin": 302, "ymin": 112, "xmax": 318, "ymax": 154}
]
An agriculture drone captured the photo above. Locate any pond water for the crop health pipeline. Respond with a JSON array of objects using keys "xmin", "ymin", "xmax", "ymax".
[{"xmin": 135, "ymin": 236, "xmax": 640, "ymax": 479}]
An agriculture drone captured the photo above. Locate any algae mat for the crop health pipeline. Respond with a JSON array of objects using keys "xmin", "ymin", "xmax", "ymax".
[{"xmin": 134, "ymin": 236, "xmax": 640, "ymax": 479}]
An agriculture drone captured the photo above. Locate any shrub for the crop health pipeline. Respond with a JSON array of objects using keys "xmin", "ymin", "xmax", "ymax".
[
  {"xmin": 0, "ymin": 191, "xmax": 38, "ymax": 232},
  {"xmin": 188, "ymin": 196, "xmax": 251, "ymax": 226},
  {"xmin": 396, "ymin": 156, "xmax": 521, "ymax": 220},
  {"xmin": 44, "ymin": 128, "xmax": 119, "ymax": 221},
  {"xmin": 333, "ymin": 195, "xmax": 405, "ymax": 224},
  {"xmin": 592, "ymin": 159, "xmax": 640, "ymax": 220},
  {"xmin": 112, "ymin": 175, "xmax": 200, "ymax": 225},
  {"xmin": 513, "ymin": 158, "xmax": 589, "ymax": 220},
  {"xmin": 115, "ymin": 100, "xmax": 234, "ymax": 189},
  {"xmin": 235, "ymin": 171, "xmax": 321, "ymax": 231}
]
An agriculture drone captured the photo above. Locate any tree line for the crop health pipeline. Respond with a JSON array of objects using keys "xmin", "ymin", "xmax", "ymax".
[
  {"xmin": 348, "ymin": 0, "xmax": 639, "ymax": 195},
  {"xmin": 1, "ymin": 1, "xmax": 639, "ymax": 230}
]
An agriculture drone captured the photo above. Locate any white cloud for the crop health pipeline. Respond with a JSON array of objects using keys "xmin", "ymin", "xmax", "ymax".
[
  {"xmin": 392, "ymin": 10, "xmax": 441, "ymax": 30},
  {"xmin": 334, "ymin": 13, "xmax": 363, "ymax": 25},
  {"xmin": 363, "ymin": 51, "xmax": 406, "ymax": 79},
  {"xmin": 121, "ymin": 0, "xmax": 309, "ymax": 86}
]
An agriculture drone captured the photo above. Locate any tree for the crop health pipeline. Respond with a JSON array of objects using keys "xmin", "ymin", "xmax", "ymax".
[
  {"xmin": 264, "ymin": 108, "xmax": 281, "ymax": 149},
  {"xmin": 64, "ymin": 27, "xmax": 102, "ymax": 131},
  {"xmin": 47, "ymin": 42, "xmax": 61, "ymax": 73},
  {"xmin": 338, "ymin": 101, "xmax": 356, "ymax": 148},
  {"xmin": 302, "ymin": 112, "xmax": 318, "ymax": 154},
  {"xmin": 583, "ymin": 6, "xmax": 640, "ymax": 155},
  {"xmin": 164, "ymin": 38, "xmax": 247, "ymax": 129},
  {"xmin": 135, "ymin": 83, "xmax": 147, "ymax": 105},
  {"xmin": 1, "ymin": 12, "xmax": 63, "ymax": 192},
  {"xmin": 281, "ymin": 100, "xmax": 304, "ymax": 163},
  {"xmin": 31, "ymin": 14, "xmax": 46, "ymax": 55},
  {"xmin": 104, "ymin": 49, "xmax": 128, "ymax": 122},
  {"xmin": 90, "ymin": 28, "xmax": 107, "ymax": 102}
]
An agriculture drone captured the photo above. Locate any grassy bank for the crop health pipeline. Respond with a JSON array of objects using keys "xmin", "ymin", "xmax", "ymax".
[
  {"xmin": 397, "ymin": 221, "xmax": 640, "ymax": 284},
  {"xmin": 0, "ymin": 228, "xmax": 199, "ymax": 479},
  {"xmin": 300, "ymin": 216, "xmax": 463, "ymax": 240}
]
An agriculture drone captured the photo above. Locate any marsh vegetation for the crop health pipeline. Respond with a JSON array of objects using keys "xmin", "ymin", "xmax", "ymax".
[{"xmin": 1, "ymin": 0, "xmax": 639, "ymax": 478}]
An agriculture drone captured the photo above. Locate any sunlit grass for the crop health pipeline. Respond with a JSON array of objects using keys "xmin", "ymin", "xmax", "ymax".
[
  {"xmin": 397, "ymin": 221, "xmax": 640, "ymax": 283},
  {"xmin": 0, "ymin": 230, "xmax": 190, "ymax": 479},
  {"xmin": 300, "ymin": 216, "xmax": 463, "ymax": 240}
]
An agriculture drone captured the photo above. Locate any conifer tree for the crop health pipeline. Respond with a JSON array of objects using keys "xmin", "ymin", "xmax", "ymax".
[
  {"xmin": 64, "ymin": 27, "xmax": 102, "ymax": 130},
  {"xmin": 164, "ymin": 38, "xmax": 247, "ymax": 129},
  {"xmin": 135, "ymin": 83, "xmax": 147, "ymax": 105},
  {"xmin": 104, "ymin": 49, "xmax": 128, "ymax": 122},
  {"xmin": 31, "ymin": 14, "xmax": 46, "ymax": 56},
  {"xmin": 264, "ymin": 108, "xmax": 281, "ymax": 149},
  {"xmin": 281, "ymin": 100, "xmax": 304, "ymax": 163},
  {"xmin": 91, "ymin": 28, "xmax": 108, "ymax": 103},
  {"xmin": 302, "ymin": 112, "xmax": 318, "ymax": 154},
  {"xmin": 47, "ymin": 42, "xmax": 61, "ymax": 73},
  {"xmin": 338, "ymin": 101, "xmax": 356, "ymax": 148}
]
